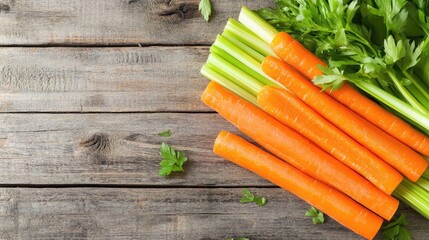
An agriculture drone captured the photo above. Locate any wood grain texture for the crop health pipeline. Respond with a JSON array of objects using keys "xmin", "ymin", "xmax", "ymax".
[
  {"xmin": 1, "ymin": 187, "xmax": 427, "ymax": 240},
  {"xmin": 0, "ymin": 47, "xmax": 211, "ymax": 112},
  {"xmin": 0, "ymin": 0, "xmax": 270, "ymax": 46},
  {"xmin": 0, "ymin": 112, "xmax": 274, "ymax": 186}
]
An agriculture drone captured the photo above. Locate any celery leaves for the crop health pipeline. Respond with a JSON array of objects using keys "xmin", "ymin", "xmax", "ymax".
[
  {"xmin": 382, "ymin": 213, "xmax": 411, "ymax": 240},
  {"xmin": 159, "ymin": 143, "xmax": 187, "ymax": 176},
  {"xmin": 305, "ymin": 206, "xmax": 325, "ymax": 224},
  {"xmin": 199, "ymin": 0, "xmax": 213, "ymax": 22},
  {"xmin": 158, "ymin": 130, "xmax": 172, "ymax": 137},
  {"xmin": 240, "ymin": 189, "xmax": 267, "ymax": 206}
]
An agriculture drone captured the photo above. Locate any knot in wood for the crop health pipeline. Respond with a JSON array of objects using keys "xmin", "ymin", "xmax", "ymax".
[
  {"xmin": 80, "ymin": 133, "xmax": 110, "ymax": 154},
  {"xmin": 0, "ymin": 3, "xmax": 10, "ymax": 13},
  {"xmin": 157, "ymin": 0, "xmax": 198, "ymax": 21}
]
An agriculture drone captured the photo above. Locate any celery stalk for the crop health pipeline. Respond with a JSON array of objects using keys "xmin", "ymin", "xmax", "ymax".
[
  {"xmin": 388, "ymin": 70, "xmax": 429, "ymax": 115},
  {"xmin": 416, "ymin": 177, "xmax": 429, "ymax": 192},
  {"xmin": 224, "ymin": 19, "xmax": 274, "ymax": 57},
  {"xmin": 222, "ymin": 30, "xmax": 266, "ymax": 62},
  {"xmin": 213, "ymin": 35, "xmax": 282, "ymax": 88},
  {"xmin": 207, "ymin": 53, "xmax": 264, "ymax": 95},
  {"xmin": 201, "ymin": 64, "xmax": 258, "ymax": 106},
  {"xmin": 238, "ymin": 6, "xmax": 278, "ymax": 44}
]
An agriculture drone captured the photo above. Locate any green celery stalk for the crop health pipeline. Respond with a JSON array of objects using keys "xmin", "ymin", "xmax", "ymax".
[
  {"xmin": 213, "ymin": 35, "xmax": 282, "ymax": 88},
  {"xmin": 207, "ymin": 53, "xmax": 264, "ymax": 96},
  {"xmin": 222, "ymin": 30, "xmax": 266, "ymax": 62},
  {"xmin": 238, "ymin": 6, "xmax": 278, "ymax": 44},
  {"xmin": 388, "ymin": 70, "xmax": 429, "ymax": 115},
  {"xmin": 393, "ymin": 179, "xmax": 429, "ymax": 219},
  {"xmin": 224, "ymin": 18, "xmax": 275, "ymax": 57},
  {"xmin": 416, "ymin": 177, "xmax": 429, "ymax": 192},
  {"xmin": 200, "ymin": 64, "xmax": 258, "ymax": 106},
  {"xmin": 406, "ymin": 84, "xmax": 429, "ymax": 111}
]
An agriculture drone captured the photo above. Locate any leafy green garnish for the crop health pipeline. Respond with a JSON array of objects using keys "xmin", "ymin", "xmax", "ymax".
[
  {"xmin": 159, "ymin": 143, "xmax": 187, "ymax": 176},
  {"xmin": 199, "ymin": 0, "xmax": 213, "ymax": 22},
  {"xmin": 239, "ymin": 189, "xmax": 267, "ymax": 206},
  {"xmin": 382, "ymin": 213, "xmax": 411, "ymax": 240},
  {"xmin": 305, "ymin": 206, "xmax": 325, "ymax": 224},
  {"xmin": 158, "ymin": 130, "xmax": 172, "ymax": 137}
]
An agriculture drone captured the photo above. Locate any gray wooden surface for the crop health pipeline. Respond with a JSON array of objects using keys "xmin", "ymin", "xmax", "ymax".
[{"xmin": 0, "ymin": 0, "xmax": 428, "ymax": 239}]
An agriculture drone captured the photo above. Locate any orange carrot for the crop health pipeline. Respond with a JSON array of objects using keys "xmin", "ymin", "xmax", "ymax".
[
  {"xmin": 261, "ymin": 56, "xmax": 428, "ymax": 182},
  {"xmin": 214, "ymin": 130, "xmax": 383, "ymax": 240},
  {"xmin": 272, "ymin": 31, "xmax": 429, "ymax": 156},
  {"xmin": 257, "ymin": 86, "xmax": 404, "ymax": 195},
  {"xmin": 202, "ymin": 81, "xmax": 399, "ymax": 220}
]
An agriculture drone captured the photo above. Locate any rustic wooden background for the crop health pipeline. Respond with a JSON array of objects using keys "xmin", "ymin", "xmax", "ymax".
[{"xmin": 0, "ymin": 0, "xmax": 428, "ymax": 239}]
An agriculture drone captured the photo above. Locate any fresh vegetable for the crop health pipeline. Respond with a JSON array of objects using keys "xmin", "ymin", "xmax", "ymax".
[
  {"xmin": 261, "ymin": 56, "xmax": 428, "ymax": 182},
  {"xmin": 199, "ymin": 0, "xmax": 213, "ymax": 22},
  {"xmin": 158, "ymin": 143, "xmax": 188, "ymax": 176},
  {"xmin": 200, "ymin": 11, "xmax": 429, "ymax": 220},
  {"xmin": 305, "ymin": 206, "xmax": 325, "ymax": 225},
  {"xmin": 382, "ymin": 213, "xmax": 411, "ymax": 240},
  {"xmin": 240, "ymin": 188, "xmax": 267, "ymax": 206},
  {"xmin": 258, "ymin": 86, "xmax": 403, "ymax": 195},
  {"xmin": 269, "ymin": 29, "xmax": 429, "ymax": 156},
  {"xmin": 213, "ymin": 130, "xmax": 383, "ymax": 239},
  {"xmin": 202, "ymin": 81, "xmax": 399, "ymax": 220},
  {"xmin": 158, "ymin": 130, "xmax": 171, "ymax": 137},
  {"xmin": 251, "ymin": 1, "xmax": 429, "ymax": 135}
]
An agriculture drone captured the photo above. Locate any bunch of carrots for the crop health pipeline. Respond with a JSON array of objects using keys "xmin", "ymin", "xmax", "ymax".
[{"xmin": 200, "ymin": 6, "xmax": 429, "ymax": 240}]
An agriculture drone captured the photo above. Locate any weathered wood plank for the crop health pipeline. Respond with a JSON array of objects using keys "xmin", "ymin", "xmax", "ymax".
[
  {"xmin": 0, "ymin": 47, "xmax": 211, "ymax": 112},
  {"xmin": 0, "ymin": 113, "xmax": 274, "ymax": 186},
  {"xmin": 1, "ymin": 187, "xmax": 427, "ymax": 240},
  {"xmin": 0, "ymin": 0, "xmax": 270, "ymax": 45}
]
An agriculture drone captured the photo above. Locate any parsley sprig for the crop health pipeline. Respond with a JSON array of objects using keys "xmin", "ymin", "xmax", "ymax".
[
  {"xmin": 158, "ymin": 130, "xmax": 172, "ymax": 137},
  {"xmin": 239, "ymin": 189, "xmax": 267, "ymax": 206},
  {"xmin": 305, "ymin": 206, "xmax": 325, "ymax": 224},
  {"xmin": 159, "ymin": 143, "xmax": 188, "ymax": 176},
  {"xmin": 199, "ymin": 0, "xmax": 213, "ymax": 22},
  {"xmin": 382, "ymin": 213, "xmax": 411, "ymax": 240}
]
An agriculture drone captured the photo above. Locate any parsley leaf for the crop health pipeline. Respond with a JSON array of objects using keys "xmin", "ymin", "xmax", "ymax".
[
  {"xmin": 158, "ymin": 130, "xmax": 172, "ymax": 137},
  {"xmin": 305, "ymin": 206, "xmax": 325, "ymax": 224},
  {"xmin": 159, "ymin": 143, "xmax": 187, "ymax": 176},
  {"xmin": 239, "ymin": 189, "xmax": 267, "ymax": 206},
  {"xmin": 382, "ymin": 213, "xmax": 412, "ymax": 240},
  {"xmin": 384, "ymin": 35, "xmax": 407, "ymax": 65},
  {"xmin": 367, "ymin": 0, "xmax": 409, "ymax": 34},
  {"xmin": 199, "ymin": 0, "xmax": 213, "ymax": 22}
]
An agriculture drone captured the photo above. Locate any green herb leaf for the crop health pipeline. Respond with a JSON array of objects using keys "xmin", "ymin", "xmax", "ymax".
[
  {"xmin": 158, "ymin": 130, "xmax": 172, "ymax": 137},
  {"xmin": 305, "ymin": 206, "xmax": 325, "ymax": 224},
  {"xmin": 382, "ymin": 213, "xmax": 411, "ymax": 240},
  {"xmin": 239, "ymin": 188, "xmax": 267, "ymax": 206},
  {"xmin": 199, "ymin": 0, "xmax": 213, "ymax": 22},
  {"xmin": 158, "ymin": 143, "xmax": 187, "ymax": 176},
  {"xmin": 384, "ymin": 35, "xmax": 407, "ymax": 65}
]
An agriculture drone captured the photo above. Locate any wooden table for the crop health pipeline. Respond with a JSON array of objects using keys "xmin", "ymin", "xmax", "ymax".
[{"xmin": 0, "ymin": 0, "xmax": 428, "ymax": 239}]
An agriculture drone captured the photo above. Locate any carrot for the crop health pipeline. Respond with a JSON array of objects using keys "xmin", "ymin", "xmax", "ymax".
[
  {"xmin": 257, "ymin": 86, "xmax": 404, "ymax": 195},
  {"xmin": 201, "ymin": 81, "xmax": 399, "ymax": 220},
  {"xmin": 261, "ymin": 56, "xmax": 428, "ymax": 182},
  {"xmin": 214, "ymin": 130, "xmax": 383, "ymax": 240},
  {"xmin": 271, "ymin": 31, "xmax": 429, "ymax": 157}
]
